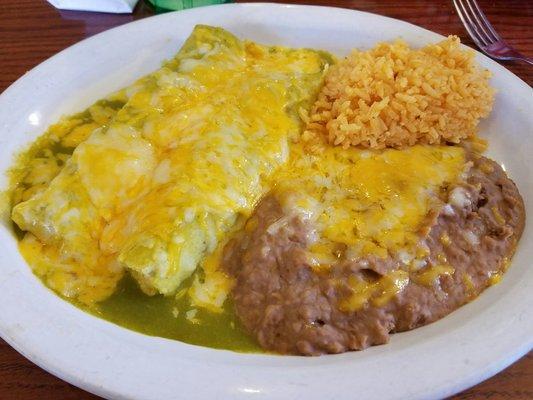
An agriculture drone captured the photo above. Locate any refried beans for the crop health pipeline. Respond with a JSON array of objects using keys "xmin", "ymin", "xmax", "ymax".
[{"xmin": 224, "ymin": 154, "xmax": 525, "ymax": 355}]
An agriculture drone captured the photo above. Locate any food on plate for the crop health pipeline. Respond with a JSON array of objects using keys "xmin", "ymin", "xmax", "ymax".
[
  {"xmin": 11, "ymin": 25, "xmax": 331, "ymax": 304},
  {"xmin": 6, "ymin": 26, "xmax": 524, "ymax": 355},
  {"xmin": 226, "ymin": 147, "xmax": 524, "ymax": 354},
  {"xmin": 302, "ymin": 36, "xmax": 494, "ymax": 150}
]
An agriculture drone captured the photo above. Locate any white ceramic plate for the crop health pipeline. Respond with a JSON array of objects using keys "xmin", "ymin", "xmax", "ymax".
[{"xmin": 0, "ymin": 3, "xmax": 531, "ymax": 400}]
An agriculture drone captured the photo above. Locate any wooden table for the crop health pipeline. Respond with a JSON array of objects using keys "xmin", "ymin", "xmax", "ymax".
[{"xmin": 0, "ymin": 1, "xmax": 531, "ymax": 399}]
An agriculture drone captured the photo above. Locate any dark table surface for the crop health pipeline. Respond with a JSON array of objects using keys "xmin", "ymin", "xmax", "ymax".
[{"xmin": 0, "ymin": 1, "xmax": 531, "ymax": 399}]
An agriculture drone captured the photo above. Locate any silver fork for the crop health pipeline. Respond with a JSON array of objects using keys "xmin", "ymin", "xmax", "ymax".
[{"xmin": 453, "ymin": 0, "xmax": 533, "ymax": 65}]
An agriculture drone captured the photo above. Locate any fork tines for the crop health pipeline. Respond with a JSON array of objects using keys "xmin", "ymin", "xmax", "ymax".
[{"xmin": 453, "ymin": 0, "xmax": 502, "ymax": 48}]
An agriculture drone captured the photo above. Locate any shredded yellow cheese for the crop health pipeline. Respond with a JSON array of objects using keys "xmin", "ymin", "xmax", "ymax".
[
  {"xmin": 340, "ymin": 270, "xmax": 410, "ymax": 311},
  {"xmin": 274, "ymin": 144, "xmax": 465, "ymax": 262},
  {"xmin": 414, "ymin": 264, "xmax": 455, "ymax": 287}
]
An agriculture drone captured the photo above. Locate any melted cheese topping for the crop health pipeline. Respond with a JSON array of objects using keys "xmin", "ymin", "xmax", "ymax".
[
  {"xmin": 413, "ymin": 264, "xmax": 455, "ymax": 287},
  {"xmin": 274, "ymin": 144, "xmax": 466, "ymax": 262},
  {"xmin": 188, "ymin": 240, "xmax": 234, "ymax": 313},
  {"xmin": 10, "ymin": 99, "xmax": 127, "ymax": 304},
  {"xmin": 340, "ymin": 270, "xmax": 410, "ymax": 311},
  {"xmin": 270, "ymin": 143, "xmax": 465, "ymax": 312},
  {"xmin": 12, "ymin": 25, "xmax": 330, "ymax": 304},
  {"xmin": 10, "ymin": 98, "xmax": 127, "ymax": 207}
]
